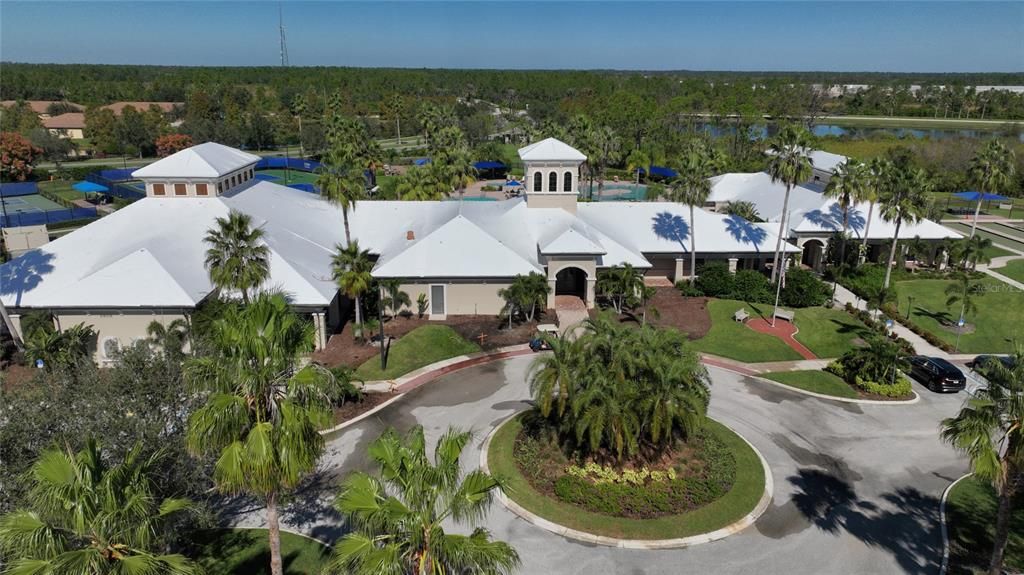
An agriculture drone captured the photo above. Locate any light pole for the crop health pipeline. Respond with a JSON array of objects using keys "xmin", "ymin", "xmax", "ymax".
[{"xmin": 771, "ymin": 209, "xmax": 792, "ymax": 328}]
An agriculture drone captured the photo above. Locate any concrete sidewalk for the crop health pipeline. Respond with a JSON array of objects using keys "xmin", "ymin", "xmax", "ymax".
[{"xmin": 830, "ymin": 283, "xmax": 949, "ymax": 358}]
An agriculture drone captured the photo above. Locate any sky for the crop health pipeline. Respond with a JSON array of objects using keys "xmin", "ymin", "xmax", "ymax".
[{"xmin": 1, "ymin": 1, "xmax": 1022, "ymax": 72}]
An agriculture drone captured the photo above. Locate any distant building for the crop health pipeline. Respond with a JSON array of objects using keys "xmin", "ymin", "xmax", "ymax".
[
  {"xmin": 0, "ymin": 100, "xmax": 84, "ymax": 119},
  {"xmin": 41, "ymin": 112, "xmax": 86, "ymax": 139},
  {"xmin": 102, "ymin": 102, "xmax": 182, "ymax": 116}
]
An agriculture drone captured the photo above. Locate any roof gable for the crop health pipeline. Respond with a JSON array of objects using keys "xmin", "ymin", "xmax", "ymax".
[{"xmin": 540, "ymin": 227, "xmax": 607, "ymax": 255}]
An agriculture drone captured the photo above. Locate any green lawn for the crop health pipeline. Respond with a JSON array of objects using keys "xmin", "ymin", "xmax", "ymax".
[
  {"xmin": 355, "ymin": 324, "xmax": 480, "ymax": 380},
  {"xmin": 761, "ymin": 370, "xmax": 859, "ymax": 399},
  {"xmin": 991, "ymin": 224, "xmax": 1024, "ymax": 242},
  {"xmin": 946, "ymin": 223, "xmax": 1024, "ymax": 254},
  {"xmin": 690, "ymin": 299, "xmax": 802, "ymax": 363},
  {"xmin": 792, "ymin": 306, "xmax": 872, "ymax": 359},
  {"xmin": 898, "ymin": 277, "xmax": 1023, "ymax": 354},
  {"xmin": 487, "ymin": 414, "xmax": 765, "ymax": 540},
  {"xmin": 191, "ymin": 529, "xmax": 331, "ymax": 575},
  {"xmin": 994, "ymin": 259, "xmax": 1024, "ymax": 284},
  {"xmin": 931, "ymin": 194, "xmax": 1024, "ymax": 222},
  {"xmin": 946, "ymin": 476, "xmax": 1024, "ymax": 575}
]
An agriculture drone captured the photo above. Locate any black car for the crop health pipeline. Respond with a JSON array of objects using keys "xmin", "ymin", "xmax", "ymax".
[
  {"xmin": 969, "ymin": 355, "xmax": 1016, "ymax": 371},
  {"xmin": 907, "ymin": 356, "xmax": 966, "ymax": 393}
]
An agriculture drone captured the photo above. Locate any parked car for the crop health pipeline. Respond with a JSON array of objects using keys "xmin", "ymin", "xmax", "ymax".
[
  {"xmin": 968, "ymin": 355, "xmax": 1016, "ymax": 371},
  {"xmin": 907, "ymin": 356, "xmax": 966, "ymax": 393}
]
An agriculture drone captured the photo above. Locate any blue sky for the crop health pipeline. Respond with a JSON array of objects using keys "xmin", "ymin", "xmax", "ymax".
[{"xmin": 1, "ymin": 1, "xmax": 1021, "ymax": 72}]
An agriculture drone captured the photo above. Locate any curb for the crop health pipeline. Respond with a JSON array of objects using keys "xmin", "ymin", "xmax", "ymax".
[
  {"xmin": 939, "ymin": 472, "xmax": 972, "ymax": 575},
  {"xmin": 702, "ymin": 359, "xmax": 921, "ymax": 406},
  {"xmin": 480, "ymin": 412, "xmax": 774, "ymax": 549},
  {"xmin": 320, "ymin": 344, "xmax": 534, "ymax": 436}
]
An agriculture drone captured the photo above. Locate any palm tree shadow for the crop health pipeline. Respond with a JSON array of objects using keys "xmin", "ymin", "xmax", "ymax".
[
  {"xmin": 913, "ymin": 306, "xmax": 953, "ymax": 326},
  {"xmin": 651, "ymin": 211, "xmax": 690, "ymax": 251},
  {"xmin": 0, "ymin": 249, "xmax": 56, "ymax": 306},
  {"xmin": 787, "ymin": 468, "xmax": 942, "ymax": 575},
  {"xmin": 724, "ymin": 215, "xmax": 768, "ymax": 252},
  {"xmin": 829, "ymin": 318, "xmax": 872, "ymax": 340},
  {"xmin": 803, "ymin": 204, "xmax": 867, "ymax": 237},
  {"xmin": 192, "ymin": 529, "xmax": 326, "ymax": 574}
]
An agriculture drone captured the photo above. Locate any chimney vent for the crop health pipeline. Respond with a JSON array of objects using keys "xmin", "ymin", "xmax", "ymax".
[{"xmin": 406, "ymin": 230, "xmax": 415, "ymax": 241}]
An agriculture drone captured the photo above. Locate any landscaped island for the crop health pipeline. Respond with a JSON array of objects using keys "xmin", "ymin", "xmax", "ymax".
[{"xmin": 487, "ymin": 314, "xmax": 766, "ymax": 541}]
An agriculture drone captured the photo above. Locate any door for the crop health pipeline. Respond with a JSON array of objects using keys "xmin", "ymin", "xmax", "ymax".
[{"xmin": 430, "ymin": 285, "xmax": 446, "ymax": 316}]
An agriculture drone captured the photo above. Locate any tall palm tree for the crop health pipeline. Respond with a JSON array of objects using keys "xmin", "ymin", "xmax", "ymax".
[
  {"xmin": 858, "ymin": 157, "xmax": 888, "ymax": 261},
  {"xmin": 0, "ymin": 440, "xmax": 198, "ymax": 575},
  {"xmin": 823, "ymin": 159, "xmax": 869, "ymax": 267},
  {"xmin": 317, "ymin": 146, "xmax": 367, "ymax": 245},
  {"xmin": 878, "ymin": 167, "xmax": 932, "ymax": 291},
  {"xmin": 765, "ymin": 125, "xmax": 814, "ymax": 283},
  {"xmin": 204, "ymin": 210, "xmax": 270, "ymax": 304},
  {"xmin": 595, "ymin": 264, "xmax": 643, "ymax": 313},
  {"xmin": 332, "ymin": 241, "xmax": 373, "ymax": 337},
  {"xmin": 724, "ymin": 200, "xmax": 762, "ymax": 222},
  {"xmin": 626, "ymin": 147, "xmax": 651, "ymax": 187},
  {"xmin": 967, "ymin": 139, "xmax": 1016, "ymax": 239},
  {"xmin": 528, "ymin": 331, "xmax": 579, "ymax": 418},
  {"xmin": 185, "ymin": 293, "xmax": 336, "ymax": 575},
  {"xmin": 588, "ymin": 125, "xmax": 621, "ymax": 200},
  {"xmin": 327, "ymin": 426, "xmax": 520, "ymax": 575},
  {"xmin": 669, "ymin": 141, "xmax": 723, "ymax": 285},
  {"xmin": 941, "ymin": 348, "xmax": 1024, "ymax": 575},
  {"xmin": 944, "ymin": 271, "xmax": 984, "ymax": 351}
]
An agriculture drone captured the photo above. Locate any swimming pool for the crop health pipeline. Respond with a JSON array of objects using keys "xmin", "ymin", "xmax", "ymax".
[
  {"xmin": 580, "ymin": 183, "xmax": 648, "ymax": 201},
  {"xmin": 446, "ymin": 196, "xmax": 497, "ymax": 202}
]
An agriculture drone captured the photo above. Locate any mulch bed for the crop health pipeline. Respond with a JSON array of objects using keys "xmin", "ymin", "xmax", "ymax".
[
  {"xmin": 591, "ymin": 288, "xmax": 712, "ymax": 340},
  {"xmin": 332, "ymin": 391, "xmax": 397, "ymax": 426},
  {"xmin": 312, "ymin": 311, "xmax": 552, "ymax": 370}
]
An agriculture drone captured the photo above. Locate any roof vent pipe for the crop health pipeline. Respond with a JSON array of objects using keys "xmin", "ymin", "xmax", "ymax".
[{"xmin": 406, "ymin": 230, "xmax": 415, "ymax": 241}]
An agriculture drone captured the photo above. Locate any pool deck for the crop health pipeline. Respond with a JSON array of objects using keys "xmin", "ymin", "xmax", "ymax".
[{"xmin": 466, "ymin": 179, "xmax": 659, "ymax": 202}]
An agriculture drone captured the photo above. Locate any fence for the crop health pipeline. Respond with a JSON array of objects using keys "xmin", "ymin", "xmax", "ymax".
[
  {"xmin": 0, "ymin": 182, "xmax": 39, "ymax": 198},
  {"xmin": 94, "ymin": 169, "xmax": 136, "ymax": 182},
  {"xmin": 286, "ymin": 183, "xmax": 317, "ymax": 194},
  {"xmin": 255, "ymin": 157, "xmax": 323, "ymax": 172},
  {"xmin": 1, "ymin": 206, "xmax": 98, "ymax": 228},
  {"xmin": 85, "ymin": 173, "xmax": 146, "ymax": 200}
]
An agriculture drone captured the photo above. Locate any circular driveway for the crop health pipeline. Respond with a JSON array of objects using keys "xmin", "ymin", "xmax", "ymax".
[{"xmin": 234, "ymin": 356, "xmax": 969, "ymax": 575}]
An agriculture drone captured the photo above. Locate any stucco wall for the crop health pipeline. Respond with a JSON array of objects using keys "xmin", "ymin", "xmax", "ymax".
[
  {"xmin": 398, "ymin": 281, "xmax": 510, "ymax": 317},
  {"xmin": 55, "ymin": 311, "xmax": 188, "ymax": 364}
]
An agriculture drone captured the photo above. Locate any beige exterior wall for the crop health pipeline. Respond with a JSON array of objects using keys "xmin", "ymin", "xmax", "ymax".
[
  {"xmin": 546, "ymin": 258, "xmax": 597, "ymax": 309},
  {"xmin": 47, "ymin": 128, "xmax": 84, "ymax": 139},
  {"xmin": 143, "ymin": 163, "xmax": 257, "ymax": 198},
  {"xmin": 398, "ymin": 281, "xmax": 510, "ymax": 318},
  {"xmin": 55, "ymin": 311, "xmax": 188, "ymax": 364},
  {"xmin": 524, "ymin": 192, "xmax": 578, "ymax": 213}
]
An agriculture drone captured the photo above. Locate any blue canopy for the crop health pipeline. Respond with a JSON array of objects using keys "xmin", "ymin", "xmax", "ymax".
[
  {"xmin": 504, "ymin": 179, "xmax": 522, "ymax": 188},
  {"xmin": 474, "ymin": 160, "xmax": 506, "ymax": 170},
  {"xmin": 413, "ymin": 158, "xmax": 431, "ymax": 166},
  {"xmin": 954, "ymin": 191, "xmax": 1009, "ymax": 202},
  {"xmin": 72, "ymin": 181, "xmax": 108, "ymax": 193},
  {"xmin": 639, "ymin": 165, "xmax": 678, "ymax": 178}
]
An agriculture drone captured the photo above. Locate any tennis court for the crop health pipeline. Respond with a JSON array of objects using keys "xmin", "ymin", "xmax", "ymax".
[
  {"xmin": 1, "ymin": 194, "xmax": 66, "ymax": 214},
  {"xmin": 256, "ymin": 169, "xmax": 319, "ymax": 186}
]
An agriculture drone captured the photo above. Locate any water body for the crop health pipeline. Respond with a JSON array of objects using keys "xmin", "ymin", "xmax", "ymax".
[{"xmin": 695, "ymin": 122, "xmax": 1024, "ymax": 142}]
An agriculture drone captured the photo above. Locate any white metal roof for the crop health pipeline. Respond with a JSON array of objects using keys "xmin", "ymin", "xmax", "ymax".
[
  {"xmin": 518, "ymin": 138, "xmax": 587, "ymax": 162},
  {"xmin": 132, "ymin": 142, "xmax": 261, "ymax": 179},
  {"xmin": 808, "ymin": 150, "xmax": 848, "ymax": 173},
  {"xmin": 540, "ymin": 227, "xmax": 607, "ymax": 255}
]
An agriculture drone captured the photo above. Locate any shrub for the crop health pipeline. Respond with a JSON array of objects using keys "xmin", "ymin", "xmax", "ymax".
[
  {"xmin": 677, "ymin": 282, "xmax": 704, "ymax": 297},
  {"xmin": 695, "ymin": 262, "xmax": 734, "ymax": 297},
  {"xmin": 853, "ymin": 375, "xmax": 913, "ymax": 398},
  {"xmin": 780, "ymin": 268, "xmax": 830, "ymax": 307},
  {"xmin": 730, "ymin": 269, "xmax": 772, "ymax": 303}
]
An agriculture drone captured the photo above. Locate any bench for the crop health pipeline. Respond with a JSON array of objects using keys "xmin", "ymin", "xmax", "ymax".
[
  {"xmin": 733, "ymin": 308, "xmax": 750, "ymax": 323},
  {"xmin": 773, "ymin": 308, "xmax": 795, "ymax": 323}
]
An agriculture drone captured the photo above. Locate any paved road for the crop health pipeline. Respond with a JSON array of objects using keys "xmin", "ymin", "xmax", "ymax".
[{"xmin": 233, "ymin": 356, "xmax": 969, "ymax": 575}]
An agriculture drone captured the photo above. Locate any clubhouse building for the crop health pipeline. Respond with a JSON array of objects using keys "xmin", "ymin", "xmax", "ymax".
[{"xmin": 0, "ymin": 138, "xmax": 954, "ymax": 362}]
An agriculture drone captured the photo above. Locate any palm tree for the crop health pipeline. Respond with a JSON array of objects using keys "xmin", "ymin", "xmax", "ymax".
[
  {"xmin": 528, "ymin": 331, "xmax": 579, "ymax": 418},
  {"xmin": 858, "ymin": 157, "xmax": 888, "ymax": 261},
  {"xmin": 960, "ymin": 235, "xmax": 994, "ymax": 271},
  {"xmin": 944, "ymin": 271, "xmax": 984, "ymax": 352},
  {"xmin": 596, "ymin": 264, "xmax": 643, "ymax": 313},
  {"xmin": 148, "ymin": 318, "xmax": 190, "ymax": 357},
  {"xmin": 497, "ymin": 282, "xmax": 524, "ymax": 329},
  {"xmin": 724, "ymin": 200, "xmax": 762, "ymax": 222},
  {"xmin": 378, "ymin": 278, "xmax": 411, "ymax": 319},
  {"xmin": 332, "ymin": 241, "xmax": 374, "ymax": 338},
  {"xmin": 967, "ymin": 139, "xmax": 1016, "ymax": 239},
  {"xmin": 941, "ymin": 348, "xmax": 1024, "ymax": 575},
  {"xmin": 588, "ymin": 125, "xmax": 621, "ymax": 200},
  {"xmin": 185, "ymin": 293, "xmax": 336, "ymax": 575},
  {"xmin": 0, "ymin": 440, "xmax": 198, "ymax": 575},
  {"xmin": 823, "ymin": 159, "xmax": 869, "ymax": 269},
  {"xmin": 327, "ymin": 426, "xmax": 520, "ymax": 575},
  {"xmin": 878, "ymin": 167, "xmax": 932, "ymax": 291},
  {"xmin": 317, "ymin": 146, "xmax": 367, "ymax": 245},
  {"xmin": 204, "ymin": 210, "xmax": 270, "ymax": 304},
  {"xmin": 669, "ymin": 141, "xmax": 723, "ymax": 285},
  {"xmin": 765, "ymin": 125, "xmax": 814, "ymax": 284},
  {"xmin": 626, "ymin": 147, "xmax": 651, "ymax": 187}
]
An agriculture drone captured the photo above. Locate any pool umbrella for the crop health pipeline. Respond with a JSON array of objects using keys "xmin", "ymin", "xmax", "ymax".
[
  {"xmin": 953, "ymin": 191, "xmax": 1009, "ymax": 239},
  {"xmin": 72, "ymin": 181, "xmax": 108, "ymax": 193}
]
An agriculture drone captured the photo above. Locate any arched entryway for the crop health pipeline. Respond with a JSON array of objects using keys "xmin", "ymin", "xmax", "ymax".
[
  {"xmin": 555, "ymin": 266, "xmax": 587, "ymax": 299},
  {"xmin": 801, "ymin": 239, "xmax": 826, "ymax": 271}
]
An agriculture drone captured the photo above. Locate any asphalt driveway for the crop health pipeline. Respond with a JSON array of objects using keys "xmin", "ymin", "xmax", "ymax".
[{"xmin": 233, "ymin": 356, "xmax": 969, "ymax": 575}]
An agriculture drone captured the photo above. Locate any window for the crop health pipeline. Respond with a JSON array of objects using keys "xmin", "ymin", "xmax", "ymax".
[
  {"xmin": 196, "ymin": 183, "xmax": 208, "ymax": 196},
  {"xmin": 174, "ymin": 183, "xmax": 186, "ymax": 196},
  {"xmin": 152, "ymin": 183, "xmax": 165, "ymax": 196},
  {"xmin": 533, "ymin": 172, "xmax": 542, "ymax": 192},
  {"xmin": 563, "ymin": 171, "xmax": 572, "ymax": 192},
  {"xmin": 548, "ymin": 171, "xmax": 557, "ymax": 192},
  {"xmin": 217, "ymin": 182, "xmax": 224, "ymax": 194},
  {"xmin": 230, "ymin": 176, "xmax": 236, "ymax": 188}
]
